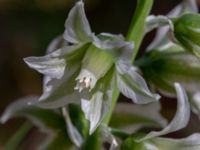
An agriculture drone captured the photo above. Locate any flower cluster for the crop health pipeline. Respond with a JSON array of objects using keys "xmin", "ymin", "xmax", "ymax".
[{"xmin": 1, "ymin": 0, "xmax": 200, "ymax": 150}]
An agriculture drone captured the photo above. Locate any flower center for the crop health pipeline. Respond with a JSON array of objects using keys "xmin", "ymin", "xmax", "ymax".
[{"xmin": 74, "ymin": 69, "xmax": 97, "ymax": 92}]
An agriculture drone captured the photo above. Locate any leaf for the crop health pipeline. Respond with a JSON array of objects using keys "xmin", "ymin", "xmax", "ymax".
[
  {"xmin": 63, "ymin": 1, "xmax": 93, "ymax": 44},
  {"xmin": 110, "ymin": 102, "xmax": 167, "ymax": 133},
  {"xmin": 116, "ymin": 61, "xmax": 160, "ymax": 104},
  {"xmin": 140, "ymin": 83, "xmax": 190, "ymax": 141}
]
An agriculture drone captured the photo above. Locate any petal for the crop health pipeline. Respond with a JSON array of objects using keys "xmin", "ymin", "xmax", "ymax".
[
  {"xmin": 36, "ymin": 63, "xmax": 81, "ymax": 108},
  {"xmin": 116, "ymin": 61, "xmax": 160, "ymax": 104},
  {"xmin": 24, "ymin": 43, "xmax": 88, "ymax": 80},
  {"xmin": 93, "ymin": 33, "xmax": 134, "ymax": 62},
  {"xmin": 62, "ymin": 107, "xmax": 83, "ymax": 147},
  {"xmin": 184, "ymin": 0, "xmax": 198, "ymax": 14},
  {"xmin": 24, "ymin": 50, "xmax": 66, "ymax": 79},
  {"xmin": 147, "ymin": 0, "xmax": 198, "ymax": 50},
  {"xmin": 0, "ymin": 96, "xmax": 65, "ymax": 131},
  {"xmin": 191, "ymin": 92, "xmax": 200, "ymax": 119},
  {"xmin": 46, "ymin": 35, "xmax": 67, "ymax": 53},
  {"xmin": 147, "ymin": 3, "xmax": 182, "ymax": 50},
  {"xmin": 0, "ymin": 96, "xmax": 38, "ymax": 124},
  {"xmin": 110, "ymin": 102, "xmax": 167, "ymax": 133},
  {"xmin": 140, "ymin": 83, "xmax": 190, "ymax": 141},
  {"xmin": 145, "ymin": 15, "xmax": 172, "ymax": 34},
  {"xmin": 146, "ymin": 133, "xmax": 200, "ymax": 150},
  {"xmin": 81, "ymin": 91, "xmax": 103, "ymax": 134},
  {"xmin": 61, "ymin": 43, "xmax": 89, "ymax": 62},
  {"xmin": 63, "ymin": 1, "xmax": 93, "ymax": 43},
  {"xmin": 101, "ymin": 125, "xmax": 118, "ymax": 150}
]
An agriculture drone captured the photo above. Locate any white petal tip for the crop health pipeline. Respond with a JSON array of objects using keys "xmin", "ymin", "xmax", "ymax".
[{"xmin": 0, "ymin": 114, "xmax": 8, "ymax": 124}]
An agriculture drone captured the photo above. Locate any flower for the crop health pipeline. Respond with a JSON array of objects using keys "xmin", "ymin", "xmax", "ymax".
[
  {"xmin": 122, "ymin": 83, "xmax": 200, "ymax": 150},
  {"xmin": 136, "ymin": 43, "xmax": 200, "ymax": 119},
  {"xmin": 173, "ymin": 13, "xmax": 200, "ymax": 58},
  {"xmin": 139, "ymin": 0, "xmax": 200, "ymax": 119},
  {"xmin": 145, "ymin": 0, "xmax": 198, "ymax": 50},
  {"xmin": 24, "ymin": 1, "xmax": 160, "ymax": 134}
]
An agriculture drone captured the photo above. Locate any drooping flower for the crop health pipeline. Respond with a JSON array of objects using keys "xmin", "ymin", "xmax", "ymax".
[
  {"xmin": 140, "ymin": 0, "xmax": 200, "ymax": 118},
  {"xmin": 173, "ymin": 13, "xmax": 200, "ymax": 58},
  {"xmin": 145, "ymin": 0, "xmax": 198, "ymax": 50},
  {"xmin": 137, "ymin": 43, "xmax": 200, "ymax": 119},
  {"xmin": 24, "ymin": 1, "xmax": 160, "ymax": 134},
  {"xmin": 122, "ymin": 83, "xmax": 200, "ymax": 150}
]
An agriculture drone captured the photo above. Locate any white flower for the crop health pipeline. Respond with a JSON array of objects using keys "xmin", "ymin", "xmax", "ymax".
[{"xmin": 23, "ymin": 1, "xmax": 160, "ymax": 134}]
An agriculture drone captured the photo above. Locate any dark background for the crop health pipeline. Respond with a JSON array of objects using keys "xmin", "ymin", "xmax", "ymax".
[{"xmin": 0, "ymin": 0, "xmax": 200, "ymax": 148}]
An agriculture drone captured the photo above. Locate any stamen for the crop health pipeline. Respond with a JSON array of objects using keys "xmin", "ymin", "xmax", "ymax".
[{"xmin": 74, "ymin": 69, "xmax": 97, "ymax": 92}]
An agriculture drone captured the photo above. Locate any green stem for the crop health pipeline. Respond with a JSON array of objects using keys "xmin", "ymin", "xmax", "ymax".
[
  {"xmin": 103, "ymin": 0, "xmax": 154, "ymax": 125},
  {"xmin": 126, "ymin": 0, "xmax": 153, "ymax": 62},
  {"xmin": 5, "ymin": 122, "xmax": 33, "ymax": 150},
  {"xmin": 81, "ymin": 129, "xmax": 101, "ymax": 150}
]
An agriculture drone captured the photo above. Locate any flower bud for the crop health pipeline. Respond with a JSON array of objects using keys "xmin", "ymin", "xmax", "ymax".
[
  {"xmin": 173, "ymin": 14, "xmax": 200, "ymax": 58},
  {"xmin": 137, "ymin": 45, "xmax": 200, "ymax": 97}
]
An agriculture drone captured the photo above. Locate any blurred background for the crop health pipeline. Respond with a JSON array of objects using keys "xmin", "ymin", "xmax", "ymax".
[{"xmin": 1, "ymin": 0, "xmax": 200, "ymax": 149}]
